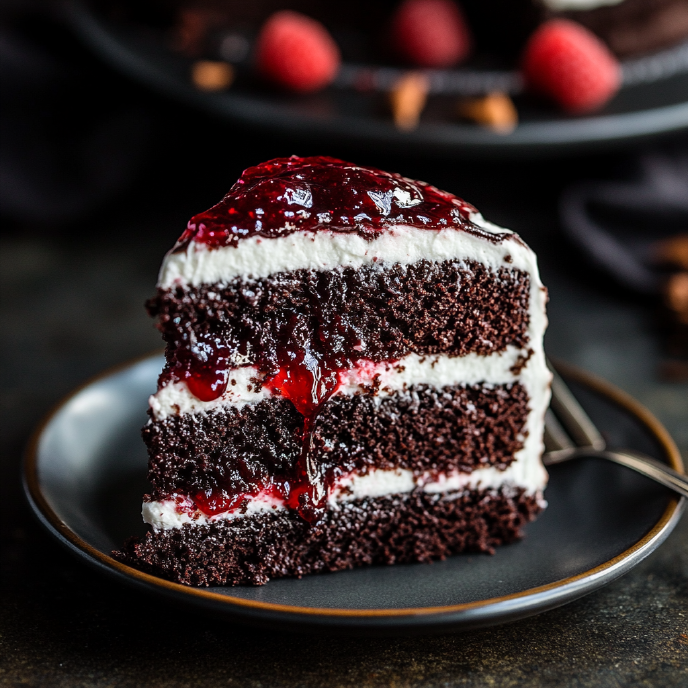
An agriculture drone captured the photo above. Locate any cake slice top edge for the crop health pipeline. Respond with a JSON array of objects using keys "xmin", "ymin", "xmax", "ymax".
[
  {"xmin": 172, "ymin": 155, "xmax": 500, "ymax": 249},
  {"xmin": 156, "ymin": 156, "xmax": 533, "ymax": 289}
]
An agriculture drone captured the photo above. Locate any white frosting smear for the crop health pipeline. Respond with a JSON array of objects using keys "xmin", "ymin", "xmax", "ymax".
[{"xmin": 143, "ymin": 461, "xmax": 548, "ymax": 531}]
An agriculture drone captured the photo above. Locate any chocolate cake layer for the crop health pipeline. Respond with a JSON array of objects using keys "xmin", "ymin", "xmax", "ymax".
[
  {"xmin": 150, "ymin": 260, "xmax": 531, "ymax": 373},
  {"xmin": 116, "ymin": 488, "xmax": 543, "ymax": 586},
  {"xmin": 144, "ymin": 382, "xmax": 529, "ymax": 499}
]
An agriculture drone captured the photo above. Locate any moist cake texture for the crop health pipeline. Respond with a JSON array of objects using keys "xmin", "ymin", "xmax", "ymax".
[{"xmin": 115, "ymin": 155, "xmax": 551, "ymax": 586}]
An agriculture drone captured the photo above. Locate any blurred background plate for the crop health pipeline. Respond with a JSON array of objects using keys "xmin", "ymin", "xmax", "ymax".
[{"xmin": 67, "ymin": 1, "xmax": 688, "ymax": 158}]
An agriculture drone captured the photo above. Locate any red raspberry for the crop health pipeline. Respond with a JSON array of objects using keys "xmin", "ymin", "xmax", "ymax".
[
  {"xmin": 255, "ymin": 11, "xmax": 340, "ymax": 92},
  {"xmin": 391, "ymin": 0, "xmax": 471, "ymax": 68},
  {"xmin": 522, "ymin": 19, "xmax": 621, "ymax": 114}
]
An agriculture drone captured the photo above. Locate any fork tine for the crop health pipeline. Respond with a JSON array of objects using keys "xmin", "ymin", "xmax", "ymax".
[
  {"xmin": 547, "ymin": 360, "xmax": 606, "ymax": 450},
  {"xmin": 544, "ymin": 409, "xmax": 575, "ymax": 452}
]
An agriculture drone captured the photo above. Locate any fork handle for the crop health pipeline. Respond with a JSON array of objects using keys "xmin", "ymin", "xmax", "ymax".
[{"xmin": 545, "ymin": 448, "xmax": 688, "ymax": 499}]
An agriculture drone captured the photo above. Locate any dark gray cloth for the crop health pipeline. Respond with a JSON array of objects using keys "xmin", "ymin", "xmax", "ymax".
[
  {"xmin": 560, "ymin": 142, "xmax": 688, "ymax": 294},
  {"xmin": 0, "ymin": 5, "xmax": 150, "ymax": 225}
]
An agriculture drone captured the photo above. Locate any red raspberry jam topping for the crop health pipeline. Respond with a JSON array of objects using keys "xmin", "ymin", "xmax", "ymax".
[{"xmin": 176, "ymin": 155, "xmax": 485, "ymax": 249}]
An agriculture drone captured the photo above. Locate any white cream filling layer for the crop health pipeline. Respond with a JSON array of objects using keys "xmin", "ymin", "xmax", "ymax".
[
  {"xmin": 150, "ymin": 365, "xmax": 266, "ymax": 420},
  {"xmin": 150, "ymin": 346, "xmax": 535, "ymax": 421},
  {"xmin": 158, "ymin": 214, "xmax": 527, "ymax": 288},
  {"xmin": 142, "ymin": 460, "xmax": 548, "ymax": 532},
  {"xmin": 142, "ymin": 491, "xmax": 285, "ymax": 532}
]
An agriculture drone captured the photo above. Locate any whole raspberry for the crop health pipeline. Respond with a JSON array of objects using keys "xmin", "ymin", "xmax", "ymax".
[
  {"xmin": 255, "ymin": 11, "xmax": 340, "ymax": 92},
  {"xmin": 391, "ymin": 0, "xmax": 472, "ymax": 68},
  {"xmin": 521, "ymin": 19, "xmax": 621, "ymax": 114}
]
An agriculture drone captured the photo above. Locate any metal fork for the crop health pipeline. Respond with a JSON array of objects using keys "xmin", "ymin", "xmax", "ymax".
[{"xmin": 543, "ymin": 364, "xmax": 688, "ymax": 499}]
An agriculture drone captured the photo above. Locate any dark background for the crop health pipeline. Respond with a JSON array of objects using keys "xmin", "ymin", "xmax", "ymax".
[{"xmin": 1, "ymin": 5, "xmax": 687, "ymax": 687}]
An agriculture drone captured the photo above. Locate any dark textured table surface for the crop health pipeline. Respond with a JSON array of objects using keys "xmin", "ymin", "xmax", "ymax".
[{"xmin": 1, "ymin": 42, "xmax": 687, "ymax": 684}]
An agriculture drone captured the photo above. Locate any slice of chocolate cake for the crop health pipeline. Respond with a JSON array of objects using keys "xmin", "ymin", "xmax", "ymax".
[{"xmin": 115, "ymin": 156, "xmax": 551, "ymax": 586}]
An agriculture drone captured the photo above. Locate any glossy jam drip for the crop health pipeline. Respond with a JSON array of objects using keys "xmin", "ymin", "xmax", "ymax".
[
  {"xmin": 168, "ymin": 333, "xmax": 231, "ymax": 402},
  {"xmin": 176, "ymin": 156, "xmax": 484, "ymax": 250},
  {"xmin": 193, "ymin": 488, "xmax": 246, "ymax": 516},
  {"xmin": 264, "ymin": 346, "xmax": 347, "ymax": 522},
  {"xmin": 266, "ymin": 348, "xmax": 341, "ymax": 418},
  {"xmin": 168, "ymin": 315, "xmax": 358, "ymax": 523}
]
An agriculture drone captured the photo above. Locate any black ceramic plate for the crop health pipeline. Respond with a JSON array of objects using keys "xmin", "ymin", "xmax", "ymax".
[
  {"xmin": 24, "ymin": 354, "xmax": 685, "ymax": 634},
  {"xmin": 66, "ymin": 2, "xmax": 688, "ymax": 157}
]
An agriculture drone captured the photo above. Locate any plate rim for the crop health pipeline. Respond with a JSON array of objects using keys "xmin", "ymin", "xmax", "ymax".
[{"xmin": 23, "ymin": 353, "xmax": 686, "ymax": 630}]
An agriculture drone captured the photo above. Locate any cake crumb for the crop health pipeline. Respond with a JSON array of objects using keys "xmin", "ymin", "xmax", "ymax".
[{"xmin": 510, "ymin": 348, "xmax": 534, "ymax": 375}]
